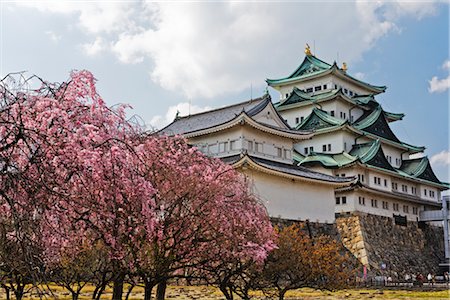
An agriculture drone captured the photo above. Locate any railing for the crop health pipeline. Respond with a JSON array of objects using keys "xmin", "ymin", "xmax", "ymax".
[{"xmin": 419, "ymin": 210, "xmax": 445, "ymax": 222}]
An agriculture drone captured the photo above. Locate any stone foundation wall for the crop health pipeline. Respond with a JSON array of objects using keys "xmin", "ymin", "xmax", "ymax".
[
  {"xmin": 271, "ymin": 213, "xmax": 445, "ymax": 278},
  {"xmin": 336, "ymin": 212, "xmax": 444, "ymax": 278}
]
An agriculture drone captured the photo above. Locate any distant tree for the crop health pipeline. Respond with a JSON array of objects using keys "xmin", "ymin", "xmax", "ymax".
[{"xmin": 260, "ymin": 224, "xmax": 356, "ymax": 300}]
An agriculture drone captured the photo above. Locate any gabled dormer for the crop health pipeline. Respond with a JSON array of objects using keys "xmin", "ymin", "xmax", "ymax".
[
  {"xmin": 400, "ymin": 157, "xmax": 441, "ymax": 184},
  {"xmin": 296, "ymin": 107, "xmax": 346, "ymax": 131},
  {"xmin": 350, "ymin": 140, "xmax": 396, "ymax": 171}
]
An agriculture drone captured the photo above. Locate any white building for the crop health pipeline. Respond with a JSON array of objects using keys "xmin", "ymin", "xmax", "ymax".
[
  {"xmin": 160, "ymin": 95, "xmax": 354, "ymax": 223},
  {"xmin": 160, "ymin": 46, "xmax": 448, "ymax": 225},
  {"xmin": 267, "ymin": 45, "xmax": 448, "ymax": 223}
]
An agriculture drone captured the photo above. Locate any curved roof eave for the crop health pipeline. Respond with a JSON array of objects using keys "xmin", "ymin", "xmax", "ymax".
[
  {"xmin": 232, "ymin": 154, "xmax": 355, "ymax": 187},
  {"xmin": 183, "ymin": 112, "xmax": 313, "ymax": 140}
]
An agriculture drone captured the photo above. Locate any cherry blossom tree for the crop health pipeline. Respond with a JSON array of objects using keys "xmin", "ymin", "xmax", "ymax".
[{"xmin": 135, "ymin": 136, "xmax": 276, "ymax": 300}]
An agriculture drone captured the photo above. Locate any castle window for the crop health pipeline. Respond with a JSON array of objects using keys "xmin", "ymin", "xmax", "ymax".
[
  {"xmin": 411, "ymin": 187, "xmax": 416, "ymax": 195},
  {"xmin": 349, "ymin": 91, "xmax": 354, "ymax": 96},
  {"xmin": 430, "ymin": 190, "xmax": 435, "ymax": 198},
  {"xmin": 336, "ymin": 197, "xmax": 340, "ymax": 205},
  {"xmin": 247, "ymin": 141, "xmax": 253, "ymax": 152},
  {"xmin": 219, "ymin": 142, "xmax": 228, "ymax": 153},
  {"xmin": 374, "ymin": 176, "xmax": 381, "ymax": 185},
  {"xmin": 413, "ymin": 207, "xmax": 418, "ymax": 215},
  {"xmin": 344, "ymin": 88, "xmax": 348, "ymax": 94},
  {"xmin": 276, "ymin": 147, "xmax": 282, "ymax": 158},
  {"xmin": 334, "ymin": 84, "xmax": 338, "ymax": 89},
  {"xmin": 295, "ymin": 117, "xmax": 299, "ymax": 124},
  {"xmin": 342, "ymin": 197, "xmax": 347, "ymax": 204},
  {"xmin": 384, "ymin": 179, "xmax": 387, "ymax": 187},
  {"xmin": 315, "ymin": 86, "xmax": 322, "ymax": 92},
  {"xmin": 403, "ymin": 205, "xmax": 409, "ymax": 214},
  {"xmin": 382, "ymin": 201, "xmax": 389, "ymax": 210},
  {"xmin": 393, "ymin": 203, "xmax": 399, "ymax": 211},
  {"xmin": 340, "ymin": 112, "xmax": 343, "ymax": 118},
  {"xmin": 300, "ymin": 116, "xmax": 304, "ymax": 122},
  {"xmin": 327, "ymin": 144, "xmax": 331, "ymax": 151},
  {"xmin": 330, "ymin": 110, "xmax": 335, "ymax": 116},
  {"xmin": 304, "ymin": 147, "xmax": 308, "ymax": 154},
  {"xmin": 323, "ymin": 144, "xmax": 327, "ymax": 152},
  {"xmin": 401, "ymin": 185, "xmax": 408, "ymax": 193},
  {"xmin": 283, "ymin": 149, "xmax": 291, "ymax": 159},
  {"xmin": 358, "ymin": 197, "xmax": 365, "ymax": 205},
  {"xmin": 230, "ymin": 140, "xmax": 237, "ymax": 150},
  {"xmin": 306, "ymin": 87, "xmax": 313, "ymax": 93},
  {"xmin": 424, "ymin": 189, "xmax": 427, "ymax": 196},
  {"xmin": 285, "ymin": 93, "xmax": 289, "ymax": 98},
  {"xmin": 309, "ymin": 146, "xmax": 314, "ymax": 152},
  {"xmin": 371, "ymin": 199, "xmax": 378, "ymax": 208},
  {"xmin": 358, "ymin": 174, "xmax": 365, "ymax": 182},
  {"xmin": 392, "ymin": 182, "xmax": 398, "ymax": 190},
  {"xmin": 323, "ymin": 84, "xmax": 327, "ymax": 90},
  {"xmin": 341, "ymin": 174, "xmax": 346, "ymax": 177},
  {"xmin": 255, "ymin": 142, "xmax": 263, "ymax": 153}
]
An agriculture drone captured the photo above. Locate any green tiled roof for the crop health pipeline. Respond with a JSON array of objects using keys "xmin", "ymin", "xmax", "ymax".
[
  {"xmin": 276, "ymin": 87, "xmax": 341, "ymax": 108},
  {"xmin": 400, "ymin": 157, "xmax": 441, "ymax": 184},
  {"xmin": 349, "ymin": 140, "xmax": 396, "ymax": 171},
  {"xmin": 297, "ymin": 140, "xmax": 447, "ymax": 188},
  {"xmin": 296, "ymin": 107, "xmax": 346, "ymax": 131},
  {"xmin": 292, "ymin": 149, "xmax": 305, "ymax": 164},
  {"xmin": 266, "ymin": 55, "xmax": 386, "ymax": 93},
  {"xmin": 267, "ymin": 55, "xmax": 331, "ymax": 85},
  {"xmin": 353, "ymin": 106, "xmax": 423, "ymax": 151},
  {"xmin": 300, "ymin": 151, "xmax": 358, "ymax": 168}
]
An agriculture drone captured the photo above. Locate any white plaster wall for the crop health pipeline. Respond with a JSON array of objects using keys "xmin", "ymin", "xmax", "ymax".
[
  {"xmin": 296, "ymin": 131, "xmax": 357, "ymax": 155},
  {"xmin": 381, "ymin": 143, "xmax": 403, "ymax": 168},
  {"xmin": 242, "ymin": 168, "xmax": 336, "ymax": 223},
  {"xmin": 336, "ymin": 190, "xmax": 422, "ymax": 221}
]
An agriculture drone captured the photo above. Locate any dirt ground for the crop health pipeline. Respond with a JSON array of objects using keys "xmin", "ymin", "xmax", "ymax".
[{"xmin": 0, "ymin": 285, "xmax": 449, "ymax": 299}]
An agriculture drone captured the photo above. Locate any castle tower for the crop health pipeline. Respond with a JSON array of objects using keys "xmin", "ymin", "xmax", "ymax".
[{"xmin": 267, "ymin": 46, "xmax": 449, "ymax": 221}]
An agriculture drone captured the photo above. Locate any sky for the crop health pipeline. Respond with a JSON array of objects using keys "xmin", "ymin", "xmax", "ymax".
[{"xmin": 1, "ymin": 0, "xmax": 449, "ymax": 184}]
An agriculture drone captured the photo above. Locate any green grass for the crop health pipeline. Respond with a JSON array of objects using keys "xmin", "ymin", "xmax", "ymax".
[{"xmin": 0, "ymin": 284, "xmax": 448, "ymax": 299}]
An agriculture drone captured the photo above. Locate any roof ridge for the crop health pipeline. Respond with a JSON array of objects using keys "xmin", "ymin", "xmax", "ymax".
[{"xmin": 175, "ymin": 94, "xmax": 268, "ymax": 120}]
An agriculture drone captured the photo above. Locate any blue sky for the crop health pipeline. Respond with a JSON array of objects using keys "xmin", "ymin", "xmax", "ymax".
[{"xmin": 1, "ymin": 1, "xmax": 449, "ymax": 183}]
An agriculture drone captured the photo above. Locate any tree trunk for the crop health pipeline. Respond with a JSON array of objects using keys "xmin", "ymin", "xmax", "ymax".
[
  {"xmin": 219, "ymin": 285, "xmax": 233, "ymax": 300},
  {"xmin": 144, "ymin": 280, "xmax": 155, "ymax": 300},
  {"xmin": 14, "ymin": 284, "xmax": 24, "ymax": 300},
  {"xmin": 156, "ymin": 280, "xmax": 167, "ymax": 300},
  {"xmin": 278, "ymin": 288, "xmax": 287, "ymax": 300},
  {"xmin": 112, "ymin": 273, "xmax": 125, "ymax": 300},
  {"xmin": 3, "ymin": 286, "xmax": 10, "ymax": 300},
  {"xmin": 72, "ymin": 292, "xmax": 80, "ymax": 300},
  {"xmin": 125, "ymin": 283, "xmax": 135, "ymax": 300}
]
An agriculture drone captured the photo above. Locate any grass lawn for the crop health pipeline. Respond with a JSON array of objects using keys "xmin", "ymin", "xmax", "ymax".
[{"xmin": 0, "ymin": 285, "xmax": 449, "ymax": 299}]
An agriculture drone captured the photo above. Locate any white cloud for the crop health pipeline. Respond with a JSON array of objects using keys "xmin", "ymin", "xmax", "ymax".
[
  {"xmin": 443, "ymin": 59, "xmax": 450, "ymax": 70},
  {"xmin": 354, "ymin": 72, "xmax": 366, "ymax": 80},
  {"xmin": 430, "ymin": 150, "xmax": 450, "ymax": 167},
  {"xmin": 428, "ymin": 59, "xmax": 450, "ymax": 93},
  {"xmin": 82, "ymin": 37, "xmax": 106, "ymax": 56},
  {"xmin": 428, "ymin": 75, "xmax": 450, "ymax": 93},
  {"xmin": 45, "ymin": 30, "xmax": 61, "ymax": 43},
  {"xmin": 15, "ymin": 1, "xmax": 443, "ymax": 98},
  {"xmin": 148, "ymin": 102, "xmax": 212, "ymax": 130},
  {"xmin": 16, "ymin": 1, "xmax": 136, "ymax": 34}
]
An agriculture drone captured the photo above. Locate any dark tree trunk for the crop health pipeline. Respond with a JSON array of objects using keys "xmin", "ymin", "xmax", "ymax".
[
  {"xmin": 278, "ymin": 288, "xmax": 287, "ymax": 300},
  {"xmin": 72, "ymin": 291, "xmax": 80, "ymax": 300},
  {"xmin": 14, "ymin": 284, "xmax": 25, "ymax": 300},
  {"xmin": 144, "ymin": 279, "xmax": 155, "ymax": 300},
  {"xmin": 112, "ymin": 273, "xmax": 125, "ymax": 300},
  {"xmin": 125, "ymin": 284, "xmax": 134, "ymax": 300},
  {"xmin": 156, "ymin": 280, "xmax": 167, "ymax": 300},
  {"xmin": 219, "ymin": 285, "xmax": 233, "ymax": 300},
  {"xmin": 3, "ymin": 286, "xmax": 10, "ymax": 300}
]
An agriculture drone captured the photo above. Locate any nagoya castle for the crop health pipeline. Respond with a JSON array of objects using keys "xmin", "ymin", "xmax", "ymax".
[{"xmin": 161, "ymin": 45, "xmax": 449, "ymax": 274}]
